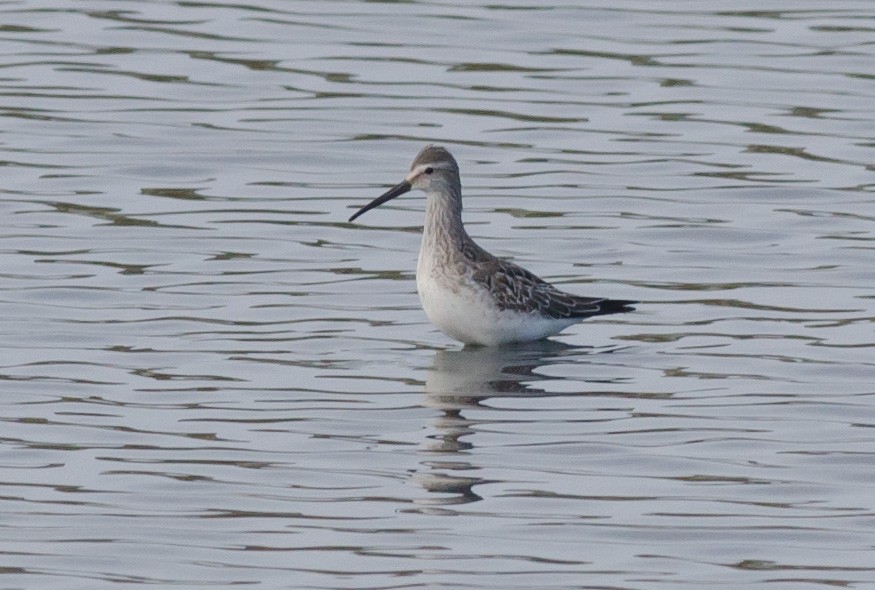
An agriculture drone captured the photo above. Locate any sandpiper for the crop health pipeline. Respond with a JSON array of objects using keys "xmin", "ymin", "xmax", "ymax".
[{"xmin": 349, "ymin": 145, "xmax": 635, "ymax": 346}]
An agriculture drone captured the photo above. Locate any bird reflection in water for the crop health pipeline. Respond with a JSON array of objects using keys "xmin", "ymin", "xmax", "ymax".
[{"xmin": 412, "ymin": 340, "xmax": 628, "ymax": 508}]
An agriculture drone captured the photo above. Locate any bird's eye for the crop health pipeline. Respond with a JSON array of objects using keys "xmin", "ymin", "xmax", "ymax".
[{"xmin": 424, "ymin": 167, "xmax": 434, "ymax": 175}]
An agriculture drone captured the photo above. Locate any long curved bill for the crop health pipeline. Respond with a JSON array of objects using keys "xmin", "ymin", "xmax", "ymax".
[{"xmin": 348, "ymin": 180, "xmax": 412, "ymax": 223}]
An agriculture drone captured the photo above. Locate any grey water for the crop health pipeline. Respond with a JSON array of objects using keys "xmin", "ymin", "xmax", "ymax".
[{"xmin": 1, "ymin": 1, "xmax": 873, "ymax": 588}]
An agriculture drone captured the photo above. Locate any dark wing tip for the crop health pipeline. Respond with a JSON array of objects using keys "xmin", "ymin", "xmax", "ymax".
[
  {"xmin": 562, "ymin": 296, "xmax": 636, "ymax": 318},
  {"xmin": 593, "ymin": 298, "xmax": 636, "ymax": 316}
]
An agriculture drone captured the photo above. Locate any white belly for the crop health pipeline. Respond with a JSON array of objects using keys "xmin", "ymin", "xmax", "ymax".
[{"xmin": 415, "ymin": 269, "xmax": 578, "ymax": 346}]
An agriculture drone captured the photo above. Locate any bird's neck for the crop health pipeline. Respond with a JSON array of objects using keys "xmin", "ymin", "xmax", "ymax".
[{"xmin": 422, "ymin": 190, "xmax": 466, "ymax": 254}]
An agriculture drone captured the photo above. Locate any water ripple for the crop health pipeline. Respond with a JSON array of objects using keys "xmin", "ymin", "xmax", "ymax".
[{"xmin": 0, "ymin": 1, "xmax": 873, "ymax": 589}]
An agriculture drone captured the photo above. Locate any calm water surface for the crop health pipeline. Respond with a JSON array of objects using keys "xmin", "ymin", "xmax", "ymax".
[{"xmin": 1, "ymin": 1, "xmax": 874, "ymax": 588}]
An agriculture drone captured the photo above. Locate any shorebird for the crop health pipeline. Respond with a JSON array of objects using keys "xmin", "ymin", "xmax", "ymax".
[{"xmin": 348, "ymin": 145, "xmax": 635, "ymax": 346}]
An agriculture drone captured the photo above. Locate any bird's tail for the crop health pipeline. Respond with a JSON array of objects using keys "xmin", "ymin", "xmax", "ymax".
[{"xmin": 594, "ymin": 298, "xmax": 636, "ymax": 316}]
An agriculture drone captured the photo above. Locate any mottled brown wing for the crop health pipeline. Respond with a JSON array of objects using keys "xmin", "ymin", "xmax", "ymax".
[{"xmin": 465, "ymin": 250, "xmax": 602, "ymax": 317}]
